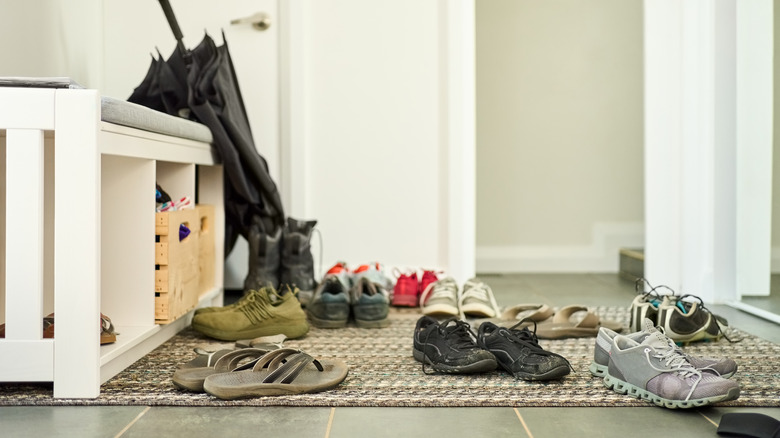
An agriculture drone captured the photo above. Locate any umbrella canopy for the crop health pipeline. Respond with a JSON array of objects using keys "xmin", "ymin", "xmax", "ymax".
[{"xmin": 128, "ymin": 3, "xmax": 285, "ymax": 260}]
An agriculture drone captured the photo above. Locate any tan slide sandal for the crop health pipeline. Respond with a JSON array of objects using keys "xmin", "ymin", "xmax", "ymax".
[
  {"xmin": 535, "ymin": 305, "xmax": 623, "ymax": 339},
  {"xmin": 471, "ymin": 303, "xmax": 554, "ymax": 330}
]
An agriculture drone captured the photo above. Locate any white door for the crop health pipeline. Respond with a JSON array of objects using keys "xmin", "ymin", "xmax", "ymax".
[{"xmin": 102, "ymin": 0, "xmax": 281, "ymax": 289}]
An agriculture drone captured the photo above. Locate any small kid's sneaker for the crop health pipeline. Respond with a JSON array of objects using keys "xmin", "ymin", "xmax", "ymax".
[{"xmin": 391, "ymin": 269, "xmax": 420, "ymax": 307}]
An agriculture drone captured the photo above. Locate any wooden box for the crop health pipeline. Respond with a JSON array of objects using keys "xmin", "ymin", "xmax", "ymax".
[
  {"xmin": 155, "ymin": 208, "xmax": 201, "ymax": 323},
  {"xmin": 195, "ymin": 204, "xmax": 215, "ymax": 295}
]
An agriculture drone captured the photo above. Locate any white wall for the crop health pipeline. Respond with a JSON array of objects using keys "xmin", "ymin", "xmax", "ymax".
[
  {"xmin": 0, "ymin": 1, "xmax": 67, "ymax": 78},
  {"xmin": 474, "ymin": 0, "xmax": 645, "ymax": 273},
  {"xmin": 301, "ymin": 0, "xmax": 449, "ymax": 273}
]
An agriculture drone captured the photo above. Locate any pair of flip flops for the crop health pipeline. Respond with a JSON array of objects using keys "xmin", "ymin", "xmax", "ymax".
[
  {"xmin": 475, "ymin": 304, "xmax": 623, "ymax": 339},
  {"xmin": 173, "ymin": 345, "xmax": 348, "ymax": 399}
]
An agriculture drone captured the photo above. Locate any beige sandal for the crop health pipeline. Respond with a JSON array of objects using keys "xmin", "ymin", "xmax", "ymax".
[{"xmin": 535, "ymin": 305, "xmax": 623, "ymax": 339}]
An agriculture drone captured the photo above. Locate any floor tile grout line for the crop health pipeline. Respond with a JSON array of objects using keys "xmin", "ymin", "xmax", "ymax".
[
  {"xmin": 698, "ymin": 411, "xmax": 718, "ymax": 427},
  {"xmin": 513, "ymin": 408, "xmax": 534, "ymax": 438},
  {"xmin": 114, "ymin": 406, "xmax": 151, "ymax": 438},
  {"xmin": 324, "ymin": 407, "xmax": 336, "ymax": 438}
]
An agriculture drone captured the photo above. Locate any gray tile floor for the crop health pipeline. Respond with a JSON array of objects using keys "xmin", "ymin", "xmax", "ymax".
[{"xmin": 1, "ymin": 274, "xmax": 778, "ymax": 438}]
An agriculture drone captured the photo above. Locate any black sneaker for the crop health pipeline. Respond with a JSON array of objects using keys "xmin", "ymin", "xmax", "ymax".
[
  {"xmin": 477, "ymin": 320, "xmax": 571, "ymax": 381},
  {"xmin": 412, "ymin": 316, "xmax": 497, "ymax": 374}
]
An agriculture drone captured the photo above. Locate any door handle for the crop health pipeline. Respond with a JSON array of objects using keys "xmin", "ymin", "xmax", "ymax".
[{"xmin": 230, "ymin": 12, "xmax": 271, "ymax": 31}]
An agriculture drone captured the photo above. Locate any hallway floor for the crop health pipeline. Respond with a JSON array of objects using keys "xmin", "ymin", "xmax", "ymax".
[{"xmin": 1, "ymin": 274, "xmax": 778, "ymax": 438}]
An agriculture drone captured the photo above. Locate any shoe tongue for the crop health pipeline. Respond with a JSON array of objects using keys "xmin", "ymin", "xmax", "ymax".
[
  {"xmin": 641, "ymin": 329, "xmax": 671, "ymax": 349},
  {"xmin": 641, "ymin": 318, "xmax": 657, "ymax": 333}
]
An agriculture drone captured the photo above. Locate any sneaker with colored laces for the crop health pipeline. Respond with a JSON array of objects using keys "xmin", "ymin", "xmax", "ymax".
[
  {"xmin": 604, "ymin": 328, "xmax": 740, "ymax": 408},
  {"xmin": 350, "ymin": 276, "xmax": 390, "ymax": 328},
  {"xmin": 307, "ymin": 275, "xmax": 351, "ymax": 328},
  {"xmin": 629, "ymin": 278, "xmax": 674, "ymax": 332},
  {"xmin": 420, "ymin": 277, "xmax": 459, "ymax": 317},
  {"xmin": 391, "ymin": 269, "xmax": 420, "ymax": 307},
  {"xmin": 657, "ymin": 295, "xmax": 731, "ymax": 343},
  {"xmin": 477, "ymin": 320, "xmax": 571, "ymax": 381},
  {"xmin": 589, "ymin": 318, "xmax": 738, "ymax": 379},
  {"xmin": 412, "ymin": 316, "xmax": 497, "ymax": 374},
  {"xmin": 191, "ymin": 286, "xmax": 309, "ymax": 341},
  {"xmin": 458, "ymin": 277, "xmax": 501, "ymax": 319}
]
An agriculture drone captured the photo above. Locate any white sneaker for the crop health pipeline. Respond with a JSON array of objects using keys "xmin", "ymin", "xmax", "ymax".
[
  {"xmin": 420, "ymin": 277, "xmax": 459, "ymax": 317},
  {"xmin": 458, "ymin": 278, "xmax": 500, "ymax": 319}
]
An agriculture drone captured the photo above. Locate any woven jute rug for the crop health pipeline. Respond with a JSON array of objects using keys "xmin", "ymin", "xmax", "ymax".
[{"xmin": 1, "ymin": 306, "xmax": 778, "ymax": 407}]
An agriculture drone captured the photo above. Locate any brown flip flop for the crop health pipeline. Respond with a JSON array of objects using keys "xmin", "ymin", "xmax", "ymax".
[
  {"xmin": 203, "ymin": 348, "xmax": 348, "ymax": 400},
  {"xmin": 535, "ymin": 305, "xmax": 623, "ymax": 339},
  {"xmin": 172, "ymin": 347, "xmax": 275, "ymax": 392}
]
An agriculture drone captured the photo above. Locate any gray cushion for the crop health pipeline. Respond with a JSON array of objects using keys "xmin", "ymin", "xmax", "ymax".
[{"xmin": 101, "ymin": 96, "xmax": 213, "ymax": 144}]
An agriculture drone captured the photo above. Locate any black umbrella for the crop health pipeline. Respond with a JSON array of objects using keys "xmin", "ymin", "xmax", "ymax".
[{"xmin": 129, "ymin": 0, "xmax": 286, "ymax": 291}]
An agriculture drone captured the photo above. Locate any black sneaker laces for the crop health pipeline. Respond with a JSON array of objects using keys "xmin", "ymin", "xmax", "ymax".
[
  {"xmin": 635, "ymin": 278, "xmax": 677, "ymax": 303},
  {"xmin": 502, "ymin": 318, "xmax": 574, "ymax": 373},
  {"xmin": 420, "ymin": 318, "xmax": 478, "ymax": 375}
]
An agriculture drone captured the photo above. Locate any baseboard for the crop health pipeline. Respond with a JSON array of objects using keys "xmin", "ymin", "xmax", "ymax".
[
  {"xmin": 772, "ymin": 247, "xmax": 780, "ymax": 273},
  {"xmin": 476, "ymin": 222, "xmax": 644, "ymax": 273}
]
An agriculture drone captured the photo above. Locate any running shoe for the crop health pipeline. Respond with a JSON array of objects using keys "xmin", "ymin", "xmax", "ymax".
[
  {"xmin": 590, "ymin": 318, "xmax": 738, "ymax": 378},
  {"xmin": 412, "ymin": 316, "xmax": 497, "ymax": 374},
  {"xmin": 604, "ymin": 328, "xmax": 740, "ymax": 408},
  {"xmin": 478, "ymin": 320, "xmax": 571, "ymax": 381}
]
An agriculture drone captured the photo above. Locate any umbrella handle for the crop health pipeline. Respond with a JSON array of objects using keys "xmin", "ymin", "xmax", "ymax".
[{"xmin": 158, "ymin": 0, "xmax": 189, "ymax": 60}]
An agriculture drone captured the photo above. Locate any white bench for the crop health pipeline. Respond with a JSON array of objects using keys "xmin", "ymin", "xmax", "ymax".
[{"xmin": 0, "ymin": 86, "xmax": 225, "ymax": 398}]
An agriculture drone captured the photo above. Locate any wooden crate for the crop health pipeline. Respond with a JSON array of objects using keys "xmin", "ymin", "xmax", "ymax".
[
  {"xmin": 155, "ymin": 208, "xmax": 200, "ymax": 323},
  {"xmin": 195, "ymin": 204, "xmax": 215, "ymax": 295}
]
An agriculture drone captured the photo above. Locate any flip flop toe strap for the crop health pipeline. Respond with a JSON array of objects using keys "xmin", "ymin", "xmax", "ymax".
[
  {"xmin": 212, "ymin": 347, "xmax": 272, "ymax": 372},
  {"xmin": 249, "ymin": 348, "xmax": 324, "ymax": 385}
]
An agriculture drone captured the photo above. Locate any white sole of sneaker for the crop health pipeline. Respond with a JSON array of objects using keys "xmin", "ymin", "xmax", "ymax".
[{"xmin": 603, "ymin": 374, "xmax": 740, "ymax": 409}]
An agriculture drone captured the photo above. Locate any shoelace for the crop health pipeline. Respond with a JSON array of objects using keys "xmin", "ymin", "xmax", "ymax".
[
  {"xmin": 655, "ymin": 327, "xmax": 725, "ymax": 376},
  {"xmin": 420, "ymin": 318, "xmax": 478, "ymax": 375},
  {"xmin": 458, "ymin": 279, "xmax": 501, "ymax": 319},
  {"xmin": 237, "ymin": 290, "xmax": 275, "ymax": 325},
  {"xmin": 502, "ymin": 319, "xmax": 574, "ymax": 372},
  {"xmin": 419, "ymin": 279, "xmax": 458, "ymax": 311},
  {"xmin": 635, "ymin": 278, "xmax": 677, "ymax": 307},
  {"xmin": 644, "ymin": 343, "xmax": 703, "ymax": 401}
]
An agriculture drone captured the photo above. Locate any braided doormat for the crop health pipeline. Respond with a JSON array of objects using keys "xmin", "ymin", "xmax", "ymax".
[{"xmin": 1, "ymin": 306, "xmax": 778, "ymax": 407}]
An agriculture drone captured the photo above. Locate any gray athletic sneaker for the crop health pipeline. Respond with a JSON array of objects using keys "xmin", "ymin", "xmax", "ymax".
[
  {"xmin": 604, "ymin": 328, "xmax": 740, "ymax": 409},
  {"xmin": 590, "ymin": 318, "xmax": 738, "ymax": 378}
]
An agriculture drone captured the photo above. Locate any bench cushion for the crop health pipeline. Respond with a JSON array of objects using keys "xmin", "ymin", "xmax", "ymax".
[{"xmin": 101, "ymin": 96, "xmax": 213, "ymax": 144}]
